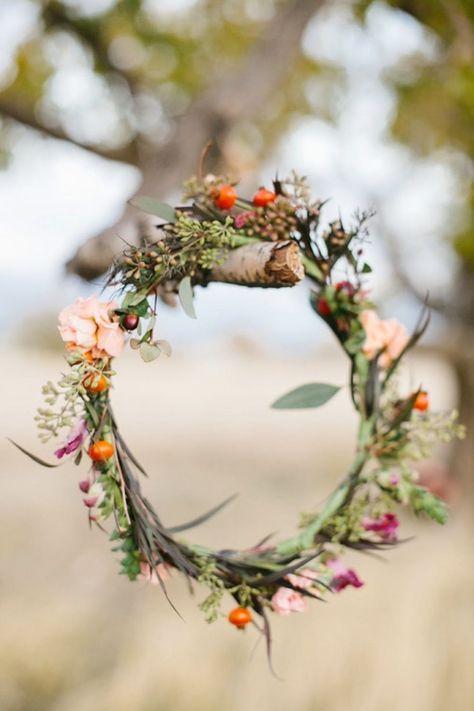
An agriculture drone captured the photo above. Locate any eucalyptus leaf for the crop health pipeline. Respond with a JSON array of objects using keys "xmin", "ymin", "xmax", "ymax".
[
  {"xmin": 271, "ymin": 382, "xmax": 340, "ymax": 409},
  {"xmin": 155, "ymin": 339, "xmax": 172, "ymax": 357},
  {"xmin": 178, "ymin": 276, "xmax": 197, "ymax": 319},
  {"xmin": 140, "ymin": 342, "xmax": 161, "ymax": 362},
  {"xmin": 129, "ymin": 196, "xmax": 176, "ymax": 223}
]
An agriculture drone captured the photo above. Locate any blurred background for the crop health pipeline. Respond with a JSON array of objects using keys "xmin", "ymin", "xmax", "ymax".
[{"xmin": 0, "ymin": 1, "xmax": 473, "ymax": 709}]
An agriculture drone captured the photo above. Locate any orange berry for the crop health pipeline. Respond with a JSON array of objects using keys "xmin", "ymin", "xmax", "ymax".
[
  {"xmin": 228, "ymin": 607, "xmax": 252, "ymax": 629},
  {"xmin": 413, "ymin": 391, "xmax": 429, "ymax": 412},
  {"xmin": 88, "ymin": 440, "xmax": 114, "ymax": 462},
  {"xmin": 252, "ymin": 187, "xmax": 276, "ymax": 207},
  {"xmin": 83, "ymin": 373, "xmax": 109, "ymax": 393},
  {"xmin": 215, "ymin": 185, "xmax": 237, "ymax": 210}
]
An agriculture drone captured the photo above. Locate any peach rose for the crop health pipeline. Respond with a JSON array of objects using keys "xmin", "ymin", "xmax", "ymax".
[
  {"xmin": 360, "ymin": 310, "xmax": 408, "ymax": 368},
  {"xmin": 58, "ymin": 295, "xmax": 124, "ymax": 358},
  {"xmin": 271, "ymin": 587, "xmax": 307, "ymax": 615}
]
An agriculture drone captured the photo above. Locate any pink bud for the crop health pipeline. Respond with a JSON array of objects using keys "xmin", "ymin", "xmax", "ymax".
[
  {"xmin": 83, "ymin": 496, "xmax": 98, "ymax": 508},
  {"xmin": 79, "ymin": 479, "xmax": 90, "ymax": 493}
]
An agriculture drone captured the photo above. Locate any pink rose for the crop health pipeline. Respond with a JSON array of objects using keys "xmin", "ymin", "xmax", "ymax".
[
  {"xmin": 360, "ymin": 310, "xmax": 408, "ymax": 368},
  {"xmin": 362, "ymin": 513, "xmax": 399, "ymax": 542},
  {"xmin": 58, "ymin": 295, "xmax": 125, "ymax": 358},
  {"xmin": 271, "ymin": 587, "xmax": 307, "ymax": 615},
  {"xmin": 139, "ymin": 561, "xmax": 172, "ymax": 585},
  {"xmin": 327, "ymin": 559, "xmax": 364, "ymax": 592},
  {"xmin": 286, "ymin": 568, "xmax": 318, "ymax": 590}
]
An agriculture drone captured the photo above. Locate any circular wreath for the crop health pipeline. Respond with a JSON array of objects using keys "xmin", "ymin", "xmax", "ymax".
[{"xmin": 15, "ymin": 172, "xmax": 464, "ymax": 662}]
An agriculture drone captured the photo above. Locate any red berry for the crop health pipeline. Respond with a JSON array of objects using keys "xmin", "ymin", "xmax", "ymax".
[
  {"xmin": 252, "ymin": 187, "xmax": 276, "ymax": 207},
  {"xmin": 413, "ymin": 391, "xmax": 429, "ymax": 412},
  {"xmin": 335, "ymin": 280, "xmax": 356, "ymax": 296},
  {"xmin": 228, "ymin": 607, "xmax": 252, "ymax": 629},
  {"xmin": 215, "ymin": 185, "xmax": 237, "ymax": 210},
  {"xmin": 317, "ymin": 298, "xmax": 331, "ymax": 317},
  {"xmin": 123, "ymin": 313, "xmax": 139, "ymax": 331}
]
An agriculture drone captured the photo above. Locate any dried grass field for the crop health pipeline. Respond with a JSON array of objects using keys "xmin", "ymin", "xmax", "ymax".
[{"xmin": 1, "ymin": 346, "xmax": 473, "ymax": 711}]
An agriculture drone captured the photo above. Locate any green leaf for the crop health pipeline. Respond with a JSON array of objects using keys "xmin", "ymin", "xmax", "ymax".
[
  {"xmin": 139, "ymin": 342, "xmax": 161, "ymax": 362},
  {"xmin": 8, "ymin": 439, "xmax": 60, "ymax": 467},
  {"xmin": 129, "ymin": 196, "xmax": 176, "ymax": 223},
  {"xmin": 129, "ymin": 338, "xmax": 141, "ymax": 350},
  {"xmin": 133, "ymin": 299, "xmax": 150, "ymax": 317},
  {"xmin": 271, "ymin": 383, "xmax": 340, "ymax": 409},
  {"xmin": 178, "ymin": 276, "xmax": 197, "ymax": 319},
  {"xmin": 361, "ymin": 262, "xmax": 372, "ymax": 273},
  {"xmin": 83, "ymin": 400, "xmax": 100, "ymax": 428},
  {"xmin": 128, "ymin": 291, "xmax": 149, "ymax": 307}
]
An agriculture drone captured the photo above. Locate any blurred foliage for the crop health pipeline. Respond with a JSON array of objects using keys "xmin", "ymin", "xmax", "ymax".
[
  {"xmin": 0, "ymin": 0, "xmax": 472, "ymax": 265},
  {"xmin": 0, "ymin": 0, "xmax": 323, "ymax": 167},
  {"xmin": 358, "ymin": 0, "xmax": 474, "ymax": 269}
]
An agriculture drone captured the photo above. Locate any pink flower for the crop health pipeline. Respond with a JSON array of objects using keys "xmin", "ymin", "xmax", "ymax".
[
  {"xmin": 139, "ymin": 561, "xmax": 172, "ymax": 585},
  {"xmin": 327, "ymin": 559, "xmax": 364, "ymax": 592},
  {"xmin": 286, "ymin": 568, "xmax": 318, "ymax": 590},
  {"xmin": 271, "ymin": 587, "xmax": 307, "ymax": 615},
  {"xmin": 82, "ymin": 482, "xmax": 105, "ymax": 509},
  {"xmin": 54, "ymin": 418, "xmax": 89, "ymax": 459},
  {"xmin": 234, "ymin": 210, "xmax": 254, "ymax": 229},
  {"xmin": 389, "ymin": 472, "xmax": 400, "ymax": 486},
  {"xmin": 362, "ymin": 513, "xmax": 399, "ymax": 541},
  {"xmin": 360, "ymin": 310, "xmax": 409, "ymax": 368},
  {"xmin": 58, "ymin": 295, "xmax": 125, "ymax": 358}
]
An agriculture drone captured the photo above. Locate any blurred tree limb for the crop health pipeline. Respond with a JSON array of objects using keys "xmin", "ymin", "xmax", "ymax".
[
  {"xmin": 0, "ymin": 0, "xmax": 322, "ymax": 279},
  {"xmin": 65, "ymin": 0, "xmax": 321, "ymax": 279}
]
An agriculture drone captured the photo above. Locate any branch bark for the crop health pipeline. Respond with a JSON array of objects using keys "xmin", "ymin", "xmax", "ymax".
[
  {"xmin": 64, "ymin": 0, "xmax": 323, "ymax": 280},
  {"xmin": 209, "ymin": 240, "xmax": 304, "ymax": 287}
]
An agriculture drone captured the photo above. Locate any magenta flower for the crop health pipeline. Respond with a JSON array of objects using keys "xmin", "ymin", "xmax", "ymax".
[
  {"xmin": 271, "ymin": 587, "xmax": 307, "ymax": 615},
  {"xmin": 362, "ymin": 512, "xmax": 399, "ymax": 541},
  {"xmin": 327, "ymin": 559, "xmax": 364, "ymax": 593},
  {"xmin": 54, "ymin": 419, "xmax": 89, "ymax": 459},
  {"xmin": 234, "ymin": 210, "xmax": 254, "ymax": 229}
]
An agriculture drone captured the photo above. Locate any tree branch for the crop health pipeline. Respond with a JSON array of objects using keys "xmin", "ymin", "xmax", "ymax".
[{"xmin": 0, "ymin": 94, "xmax": 140, "ymax": 165}]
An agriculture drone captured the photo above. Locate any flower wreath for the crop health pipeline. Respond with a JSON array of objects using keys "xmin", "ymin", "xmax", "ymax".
[{"xmin": 15, "ymin": 173, "xmax": 464, "ymax": 662}]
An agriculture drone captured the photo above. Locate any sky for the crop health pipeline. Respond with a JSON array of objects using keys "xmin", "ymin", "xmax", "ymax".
[{"xmin": 0, "ymin": 0, "xmax": 467, "ymax": 352}]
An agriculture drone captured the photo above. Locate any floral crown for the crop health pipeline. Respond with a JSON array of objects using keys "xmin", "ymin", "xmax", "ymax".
[{"xmin": 14, "ymin": 173, "xmax": 464, "ymax": 666}]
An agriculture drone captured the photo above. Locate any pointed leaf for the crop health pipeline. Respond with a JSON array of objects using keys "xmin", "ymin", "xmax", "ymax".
[
  {"xmin": 178, "ymin": 276, "xmax": 196, "ymax": 319},
  {"xmin": 271, "ymin": 383, "xmax": 340, "ymax": 409},
  {"xmin": 129, "ymin": 196, "xmax": 176, "ymax": 223},
  {"xmin": 8, "ymin": 439, "xmax": 60, "ymax": 468}
]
